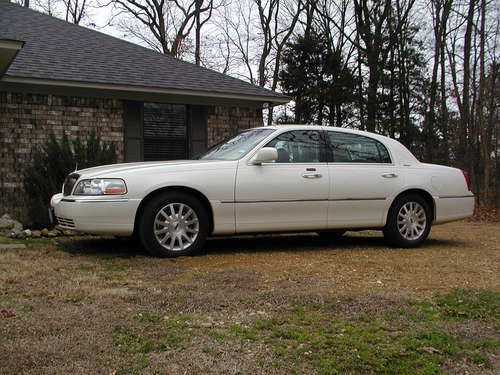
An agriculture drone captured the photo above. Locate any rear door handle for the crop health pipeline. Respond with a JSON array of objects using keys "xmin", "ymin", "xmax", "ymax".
[
  {"xmin": 381, "ymin": 173, "xmax": 398, "ymax": 178},
  {"xmin": 302, "ymin": 172, "xmax": 322, "ymax": 179}
]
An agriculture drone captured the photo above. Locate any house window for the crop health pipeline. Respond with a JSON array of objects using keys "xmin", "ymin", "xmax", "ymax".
[{"xmin": 143, "ymin": 103, "xmax": 187, "ymax": 161}]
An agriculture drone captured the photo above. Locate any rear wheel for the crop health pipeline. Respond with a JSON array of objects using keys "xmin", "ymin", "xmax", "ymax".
[
  {"xmin": 384, "ymin": 194, "xmax": 431, "ymax": 247},
  {"xmin": 138, "ymin": 192, "xmax": 209, "ymax": 257}
]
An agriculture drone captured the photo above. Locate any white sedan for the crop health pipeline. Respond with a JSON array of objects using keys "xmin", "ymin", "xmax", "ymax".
[{"xmin": 51, "ymin": 125, "xmax": 474, "ymax": 257}]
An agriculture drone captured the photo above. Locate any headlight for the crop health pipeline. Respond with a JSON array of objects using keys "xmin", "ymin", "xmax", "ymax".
[{"xmin": 73, "ymin": 179, "xmax": 127, "ymax": 195}]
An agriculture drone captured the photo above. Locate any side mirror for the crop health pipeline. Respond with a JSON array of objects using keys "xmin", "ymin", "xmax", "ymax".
[{"xmin": 252, "ymin": 147, "xmax": 278, "ymax": 165}]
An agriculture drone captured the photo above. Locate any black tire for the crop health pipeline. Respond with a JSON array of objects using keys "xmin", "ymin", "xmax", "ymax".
[
  {"xmin": 317, "ymin": 229, "xmax": 346, "ymax": 241},
  {"xmin": 138, "ymin": 192, "xmax": 209, "ymax": 257},
  {"xmin": 383, "ymin": 193, "xmax": 432, "ymax": 247}
]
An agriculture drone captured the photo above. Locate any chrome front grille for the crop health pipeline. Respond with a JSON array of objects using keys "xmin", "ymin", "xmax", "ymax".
[
  {"xmin": 63, "ymin": 173, "xmax": 80, "ymax": 196},
  {"xmin": 56, "ymin": 216, "xmax": 75, "ymax": 228}
]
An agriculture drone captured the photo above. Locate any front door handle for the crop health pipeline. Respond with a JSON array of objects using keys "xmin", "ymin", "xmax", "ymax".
[
  {"xmin": 302, "ymin": 172, "xmax": 323, "ymax": 179},
  {"xmin": 381, "ymin": 173, "xmax": 398, "ymax": 178}
]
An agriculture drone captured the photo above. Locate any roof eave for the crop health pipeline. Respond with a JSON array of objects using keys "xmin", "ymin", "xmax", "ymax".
[
  {"xmin": 1, "ymin": 76, "xmax": 290, "ymax": 105},
  {"xmin": 0, "ymin": 39, "xmax": 24, "ymax": 78}
]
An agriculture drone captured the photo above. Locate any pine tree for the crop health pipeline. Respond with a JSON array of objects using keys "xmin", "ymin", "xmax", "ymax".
[{"xmin": 279, "ymin": 30, "xmax": 357, "ymax": 126}]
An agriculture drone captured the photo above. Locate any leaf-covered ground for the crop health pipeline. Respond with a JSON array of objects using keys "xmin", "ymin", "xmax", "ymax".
[{"xmin": 0, "ymin": 221, "xmax": 498, "ymax": 374}]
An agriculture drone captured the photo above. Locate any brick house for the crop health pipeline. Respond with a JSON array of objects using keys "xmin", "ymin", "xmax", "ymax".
[{"xmin": 0, "ymin": 1, "xmax": 288, "ymax": 220}]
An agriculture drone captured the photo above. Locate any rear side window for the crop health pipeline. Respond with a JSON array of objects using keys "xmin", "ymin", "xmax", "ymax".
[
  {"xmin": 326, "ymin": 132, "xmax": 391, "ymax": 163},
  {"xmin": 265, "ymin": 130, "xmax": 322, "ymax": 163}
]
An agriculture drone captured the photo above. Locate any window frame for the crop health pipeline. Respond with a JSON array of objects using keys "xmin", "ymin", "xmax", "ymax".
[
  {"xmin": 324, "ymin": 130, "xmax": 393, "ymax": 164},
  {"xmin": 261, "ymin": 129, "xmax": 329, "ymax": 164}
]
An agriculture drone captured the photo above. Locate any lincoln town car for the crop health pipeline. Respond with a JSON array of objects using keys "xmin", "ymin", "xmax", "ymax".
[{"xmin": 50, "ymin": 125, "xmax": 475, "ymax": 257}]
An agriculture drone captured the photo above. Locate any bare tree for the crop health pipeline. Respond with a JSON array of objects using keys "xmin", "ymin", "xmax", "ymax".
[
  {"xmin": 424, "ymin": 0, "xmax": 453, "ymax": 162},
  {"xmin": 214, "ymin": 1, "xmax": 257, "ymax": 83},
  {"xmin": 36, "ymin": 0, "xmax": 59, "ymax": 16},
  {"xmin": 63, "ymin": 0, "xmax": 88, "ymax": 24},
  {"xmin": 353, "ymin": 0, "xmax": 416, "ymax": 132},
  {"xmin": 214, "ymin": 0, "xmax": 303, "ymax": 123},
  {"xmin": 446, "ymin": 0, "xmax": 477, "ymax": 172},
  {"xmin": 253, "ymin": 0, "xmax": 304, "ymax": 124},
  {"xmin": 111, "ymin": 0, "xmax": 214, "ymax": 59}
]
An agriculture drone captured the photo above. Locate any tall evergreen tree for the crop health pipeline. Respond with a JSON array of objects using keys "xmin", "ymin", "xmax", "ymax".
[{"xmin": 279, "ymin": 30, "xmax": 357, "ymax": 126}]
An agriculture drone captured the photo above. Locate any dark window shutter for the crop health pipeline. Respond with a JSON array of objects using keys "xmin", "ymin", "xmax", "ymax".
[{"xmin": 123, "ymin": 101, "xmax": 144, "ymax": 162}]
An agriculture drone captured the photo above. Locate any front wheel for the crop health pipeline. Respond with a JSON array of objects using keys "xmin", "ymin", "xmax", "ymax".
[
  {"xmin": 138, "ymin": 192, "xmax": 209, "ymax": 257},
  {"xmin": 383, "ymin": 194, "xmax": 432, "ymax": 247}
]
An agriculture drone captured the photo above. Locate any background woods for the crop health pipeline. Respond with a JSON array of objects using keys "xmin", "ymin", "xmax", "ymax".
[{"xmin": 15, "ymin": 0, "xmax": 500, "ymax": 206}]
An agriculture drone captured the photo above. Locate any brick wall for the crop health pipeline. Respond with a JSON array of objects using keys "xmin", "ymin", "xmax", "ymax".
[
  {"xmin": 207, "ymin": 105, "xmax": 263, "ymax": 146},
  {"xmin": 0, "ymin": 92, "xmax": 264, "ymax": 223},
  {"xmin": 0, "ymin": 91, "xmax": 124, "ymax": 221}
]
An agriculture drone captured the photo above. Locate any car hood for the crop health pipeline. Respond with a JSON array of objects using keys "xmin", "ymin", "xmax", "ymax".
[{"xmin": 75, "ymin": 159, "xmax": 229, "ymax": 178}]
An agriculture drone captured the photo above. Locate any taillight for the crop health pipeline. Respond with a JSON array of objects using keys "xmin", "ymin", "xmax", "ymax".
[{"xmin": 462, "ymin": 170, "xmax": 472, "ymax": 192}]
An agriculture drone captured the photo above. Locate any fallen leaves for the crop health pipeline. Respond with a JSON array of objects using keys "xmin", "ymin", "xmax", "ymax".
[
  {"xmin": 417, "ymin": 346, "xmax": 443, "ymax": 355},
  {"xmin": 0, "ymin": 309, "xmax": 16, "ymax": 318}
]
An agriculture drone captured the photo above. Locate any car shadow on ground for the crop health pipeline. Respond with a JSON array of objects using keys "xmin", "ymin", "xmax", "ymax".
[
  {"xmin": 56, "ymin": 236, "xmax": 146, "ymax": 259},
  {"xmin": 56, "ymin": 232, "xmax": 463, "ymax": 258}
]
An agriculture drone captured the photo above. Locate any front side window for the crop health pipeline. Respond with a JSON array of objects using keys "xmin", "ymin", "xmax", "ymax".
[
  {"xmin": 197, "ymin": 128, "xmax": 275, "ymax": 161},
  {"xmin": 326, "ymin": 132, "xmax": 391, "ymax": 163},
  {"xmin": 265, "ymin": 130, "xmax": 322, "ymax": 163}
]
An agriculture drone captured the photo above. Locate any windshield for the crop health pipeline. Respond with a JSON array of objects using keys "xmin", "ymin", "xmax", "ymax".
[{"xmin": 196, "ymin": 128, "xmax": 275, "ymax": 160}]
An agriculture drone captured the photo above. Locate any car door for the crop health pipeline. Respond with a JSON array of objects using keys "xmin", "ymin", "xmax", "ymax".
[
  {"xmin": 234, "ymin": 129, "xmax": 330, "ymax": 233},
  {"xmin": 325, "ymin": 131, "xmax": 403, "ymax": 228}
]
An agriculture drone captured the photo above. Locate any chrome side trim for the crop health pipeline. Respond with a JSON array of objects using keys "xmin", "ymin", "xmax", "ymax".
[
  {"xmin": 62, "ymin": 198, "xmax": 130, "ymax": 203},
  {"xmin": 331, "ymin": 197, "xmax": 386, "ymax": 201},
  {"xmin": 221, "ymin": 197, "xmax": 387, "ymax": 204},
  {"xmin": 438, "ymin": 195, "xmax": 474, "ymax": 199}
]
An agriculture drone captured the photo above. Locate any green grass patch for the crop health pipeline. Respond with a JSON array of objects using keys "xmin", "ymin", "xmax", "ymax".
[
  {"xmin": 238, "ymin": 289, "xmax": 500, "ymax": 374},
  {"xmin": 434, "ymin": 289, "xmax": 499, "ymax": 321},
  {"xmin": 113, "ymin": 312, "xmax": 194, "ymax": 357},
  {"xmin": 65, "ymin": 291, "xmax": 89, "ymax": 304},
  {"xmin": 115, "ymin": 355, "xmax": 150, "ymax": 375},
  {"xmin": 110, "ymin": 290, "xmax": 499, "ymax": 374},
  {"xmin": 202, "ymin": 327, "xmax": 228, "ymax": 343},
  {"xmin": 102, "ymin": 262, "xmax": 132, "ymax": 281}
]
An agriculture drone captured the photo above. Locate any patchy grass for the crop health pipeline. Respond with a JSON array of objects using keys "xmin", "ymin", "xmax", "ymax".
[
  {"xmin": 233, "ymin": 292, "xmax": 499, "ymax": 374},
  {"xmin": 0, "ymin": 221, "xmax": 498, "ymax": 374},
  {"xmin": 76, "ymin": 290, "xmax": 500, "ymax": 374},
  {"xmin": 64, "ymin": 291, "xmax": 90, "ymax": 304},
  {"xmin": 434, "ymin": 289, "xmax": 499, "ymax": 321}
]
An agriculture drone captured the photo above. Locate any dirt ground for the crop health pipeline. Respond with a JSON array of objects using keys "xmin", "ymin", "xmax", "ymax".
[{"xmin": 0, "ymin": 221, "xmax": 499, "ymax": 374}]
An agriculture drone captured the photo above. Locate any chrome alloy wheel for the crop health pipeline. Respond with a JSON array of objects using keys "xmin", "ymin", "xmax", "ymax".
[
  {"xmin": 397, "ymin": 202, "xmax": 427, "ymax": 241},
  {"xmin": 153, "ymin": 203, "xmax": 199, "ymax": 251}
]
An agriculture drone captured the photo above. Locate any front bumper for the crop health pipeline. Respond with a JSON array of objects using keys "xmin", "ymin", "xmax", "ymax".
[{"xmin": 50, "ymin": 193, "xmax": 140, "ymax": 235}]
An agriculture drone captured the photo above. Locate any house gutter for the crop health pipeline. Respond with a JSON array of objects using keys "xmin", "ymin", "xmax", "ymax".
[{"xmin": 1, "ymin": 76, "xmax": 291, "ymax": 105}]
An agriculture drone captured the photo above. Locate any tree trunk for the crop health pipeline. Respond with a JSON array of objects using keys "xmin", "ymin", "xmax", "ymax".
[
  {"xmin": 458, "ymin": 0, "xmax": 476, "ymax": 172},
  {"xmin": 366, "ymin": 62, "xmax": 379, "ymax": 132},
  {"xmin": 195, "ymin": 0, "xmax": 202, "ymax": 65},
  {"xmin": 439, "ymin": 1, "xmax": 451, "ymax": 164},
  {"xmin": 476, "ymin": 0, "xmax": 489, "ymax": 204}
]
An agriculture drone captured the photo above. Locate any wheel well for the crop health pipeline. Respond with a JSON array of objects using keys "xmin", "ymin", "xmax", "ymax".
[
  {"xmin": 389, "ymin": 189, "xmax": 435, "ymax": 222},
  {"xmin": 134, "ymin": 186, "xmax": 214, "ymax": 235}
]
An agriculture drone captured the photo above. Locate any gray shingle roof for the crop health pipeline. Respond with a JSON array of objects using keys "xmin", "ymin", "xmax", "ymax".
[{"xmin": 0, "ymin": 1, "xmax": 287, "ymax": 103}]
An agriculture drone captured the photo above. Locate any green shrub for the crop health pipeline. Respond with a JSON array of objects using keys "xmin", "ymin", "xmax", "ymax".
[{"xmin": 23, "ymin": 130, "xmax": 117, "ymax": 228}]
